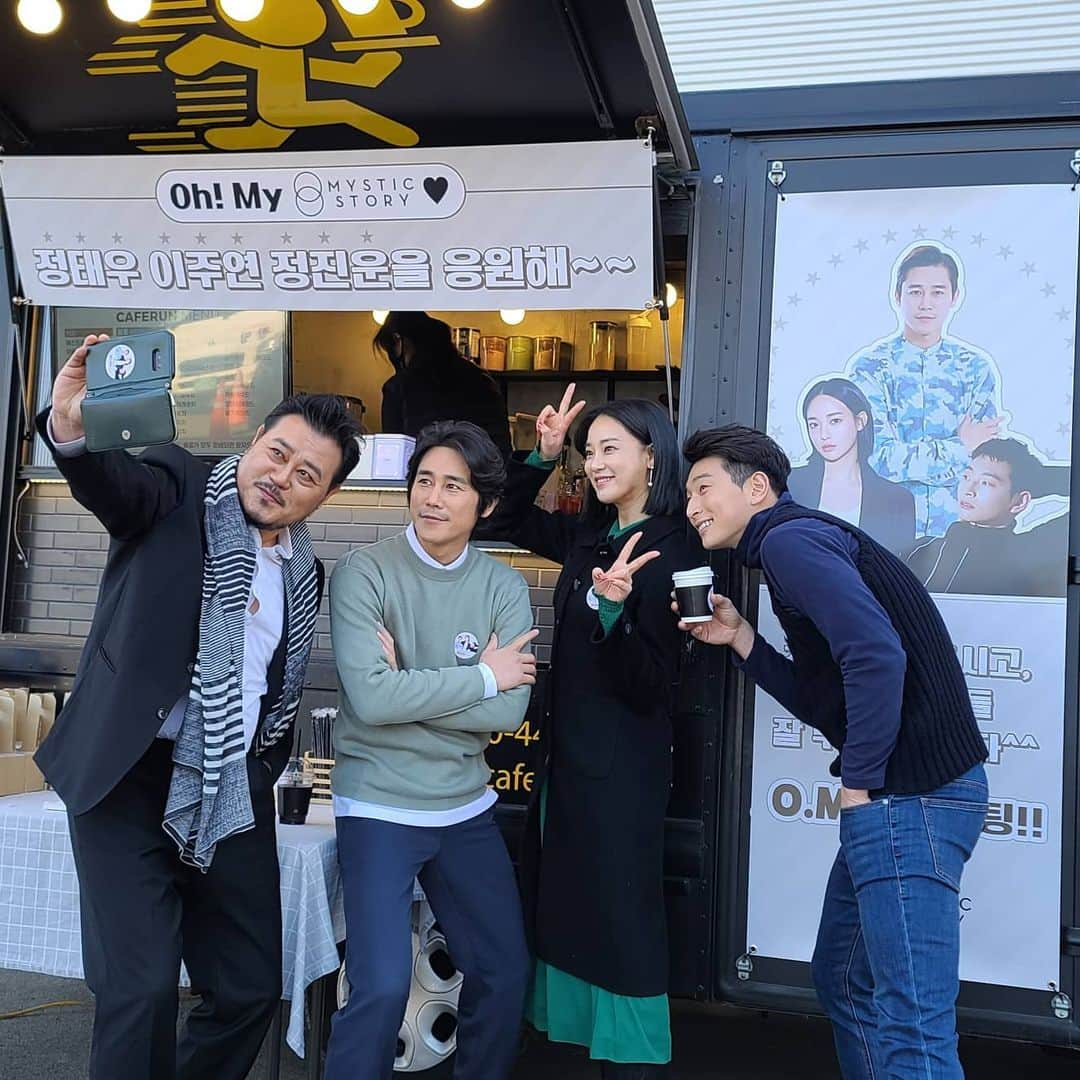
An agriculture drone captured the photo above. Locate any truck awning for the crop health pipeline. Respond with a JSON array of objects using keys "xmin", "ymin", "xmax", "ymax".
[{"xmin": 0, "ymin": 0, "xmax": 693, "ymax": 169}]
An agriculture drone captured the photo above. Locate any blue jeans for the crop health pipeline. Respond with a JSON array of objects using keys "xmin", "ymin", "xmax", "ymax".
[
  {"xmin": 324, "ymin": 809, "xmax": 530, "ymax": 1080},
  {"xmin": 811, "ymin": 765, "xmax": 988, "ymax": 1079}
]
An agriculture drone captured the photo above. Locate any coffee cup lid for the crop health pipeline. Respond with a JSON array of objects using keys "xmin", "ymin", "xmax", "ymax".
[{"xmin": 672, "ymin": 567, "xmax": 713, "ymax": 586}]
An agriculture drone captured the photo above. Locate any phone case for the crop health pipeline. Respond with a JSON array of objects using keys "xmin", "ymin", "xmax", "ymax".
[{"xmin": 82, "ymin": 331, "xmax": 177, "ymax": 453}]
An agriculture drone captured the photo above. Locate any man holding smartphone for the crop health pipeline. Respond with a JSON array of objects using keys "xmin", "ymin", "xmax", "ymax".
[{"xmin": 36, "ymin": 334, "xmax": 361, "ymax": 1079}]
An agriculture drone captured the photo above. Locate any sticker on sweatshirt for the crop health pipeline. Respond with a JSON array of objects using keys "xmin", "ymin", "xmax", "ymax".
[
  {"xmin": 454, "ymin": 631, "xmax": 480, "ymax": 662},
  {"xmin": 585, "ymin": 586, "xmax": 600, "ymax": 611}
]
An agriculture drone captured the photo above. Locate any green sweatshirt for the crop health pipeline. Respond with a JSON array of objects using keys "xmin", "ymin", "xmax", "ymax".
[{"xmin": 330, "ymin": 533, "xmax": 535, "ymax": 811}]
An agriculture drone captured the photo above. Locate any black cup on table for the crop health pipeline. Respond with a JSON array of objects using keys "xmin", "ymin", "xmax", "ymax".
[
  {"xmin": 277, "ymin": 782, "xmax": 313, "ymax": 825},
  {"xmin": 673, "ymin": 567, "xmax": 714, "ymax": 623}
]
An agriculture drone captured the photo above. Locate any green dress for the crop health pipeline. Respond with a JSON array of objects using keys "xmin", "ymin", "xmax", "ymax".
[{"xmin": 523, "ymin": 517, "xmax": 672, "ymax": 1065}]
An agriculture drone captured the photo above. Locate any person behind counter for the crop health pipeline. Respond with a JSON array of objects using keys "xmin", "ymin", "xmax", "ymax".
[
  {"xmin": 680, "ymin": 424, "xmax": 988, "ymax": 1080},
  {"xmin": 37, "ymin": 334, "xmax": 361, "ymax": 1080},
  {"xmin": 482, "ymin": 387, "xmax": 700, "ymax": 1079},
  {"xmin": 376, "ymin": 310, "xmax": 512, "ymax": 455},
  {"xmin": 325, "ymin": 420, "xmax": 536, "ymax": 1080}
]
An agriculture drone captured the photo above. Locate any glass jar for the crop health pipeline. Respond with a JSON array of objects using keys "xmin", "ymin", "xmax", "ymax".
[
  {"xmin": 588, "ymin": 321, "xmax": 617, "ymax": 370},
  {"xmin": 507, "ymin": 336, "xmax": 535, "ymax": 371}
]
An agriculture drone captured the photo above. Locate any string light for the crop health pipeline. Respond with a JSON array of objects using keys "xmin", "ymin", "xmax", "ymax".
[
  {"xmin": 450, "ymin": 0, "xmax": 488, "ymax": 8},
  {"xmin": 373, "ymin": 310, "xmax": 389, "ymax": 326},
  {"xmin": 339, "ymin": 0, "xmax": 380, "ymax": 13},
  {"xmin": 219, "ymin": 0, "xmax": 264, "ymax": 21},
  {"xmin": 665, "ymin": 282, "xmax": 678, "ymax": 307},
  {"xmin": 106, "ymin": 0, "xmax": 151, "ymax": 21},
  {"xmin": 499, "ymin": 309, "xmax": 526, "ymax": 326},
  {"xmin": 16, "ymin": 0, "xmax": 62, "ymax": 34}
]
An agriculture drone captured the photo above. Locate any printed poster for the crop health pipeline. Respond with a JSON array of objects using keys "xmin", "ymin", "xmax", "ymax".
[{"xmin": 746, "ymin": 184, "xmax": 1077, "ymax": 990}]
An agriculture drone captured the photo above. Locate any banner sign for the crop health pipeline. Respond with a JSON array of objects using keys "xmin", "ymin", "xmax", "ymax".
[
  {"xmin": 747, "ymin": 183, "xmax": 1077, "ymax": 991},
  {"xmin": 0, "ymin": 141, "xmax": 654, "ymax": 312}
]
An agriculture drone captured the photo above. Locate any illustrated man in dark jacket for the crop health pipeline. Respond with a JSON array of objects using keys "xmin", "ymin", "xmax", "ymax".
[
  {"xmin": 678, "ymin": 424, "xmax": 988, "ymax": 1080},
  {"xmin": 36, "ymin": 333, "xmax": 361, "ymax": 1080},
  {"xmin": 906, "ymin": 437, "xmax": 1068, "ymax": 597}
]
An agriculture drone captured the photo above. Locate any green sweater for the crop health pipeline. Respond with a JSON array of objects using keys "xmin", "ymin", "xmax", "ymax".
[{"xmin": 329, "ymin": 533, "xmax": 535, "ymax": 811}]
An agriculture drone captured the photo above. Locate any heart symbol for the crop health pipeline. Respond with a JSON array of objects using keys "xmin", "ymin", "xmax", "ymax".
[{"xmin": 423, "ymin": 176, "xmax": 449, "ymax": 204}]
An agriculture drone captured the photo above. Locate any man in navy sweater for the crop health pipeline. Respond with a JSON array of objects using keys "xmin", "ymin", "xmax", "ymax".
[{"xmin": 679, "ymin": 425, "xmax": 988, "ymax": 1080}]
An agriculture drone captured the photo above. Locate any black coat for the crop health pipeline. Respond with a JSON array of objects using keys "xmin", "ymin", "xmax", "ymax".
[
  {"xmin": 787, "ymin": 459, "xmax": 916, "ymax": 557},
  {"xmin": 33, "ymin": 411, "xmax": 322, "ymax": 816},
  {"xmin": 485, "ymin": 460, "xmax": 701, "ymax": 996},
  {"xmin": 381, "ymin": 359, "xmax": 511, "ymax": 455}
]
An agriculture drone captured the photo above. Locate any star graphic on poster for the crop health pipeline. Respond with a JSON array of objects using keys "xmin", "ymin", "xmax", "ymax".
[
  {"xmin": 361, "ymin": 231, "xmax": 375, "ymax": 244},
  {"xmin": 787, "ymin": 293, "xmax": 802, "ymax": 307},
  {"xmin": 1043, "ymin": 282, "xmax": 1058, "ymax": 298},
  {"xmin": 42, "ymin": 232, "xmax": 52, "ymax": 243},
  {"xmin": 854, "ymin": 238, "xmax": 869, "ymax": 253},
  {"xmin": 1021, "ymin": 262, "xmax": 1037, "ymax": 277},
  {"xmin": 75, "ymin": 233, "xmax": 86, "ymax": 244},
  {"xmin": 997, "ymin": 245, "xmax": 1013, "ymax": 260},
  {"xmin": 281, "ymin": 232, "xmax": 294, "ymax": 245},
  {"xmin": 805, "ymin": 272, "xmax": 820, "ymax": 286},
  {"xmin": 1057, "ymin": 421, "xmax": 1071, "ymax": 436},
  {"xmin": 942, "ymin": 226, "xmax": 957, "ymax": 240},
  {"xmin": 195, "ymin": 233, "xmax": 207, "ymax": 245},
  {"xmin": 971, "ymin": 233, "xmax": 986, "ymax": 247},
  {"xmin": 828, "ymin": 253, "xmax": 843, "ymax": 268},
  {"xmin": 319, "ymin": 232, "xmax": 331, "ymax": 244},
  {"xmin": 159, "ymin": 233, "xmax": 171, "ymax": 245},
  {"xmin": 231, "ymin": 233, "xmax": 244, "ymax": 246},
  {"xmin": 111, "ymin": 233, "xmax": 123, "ymax": 245},
  {"xmin": 912, "ymin": 225, "xmax": 927, "ymax": 239},
  {"xmin": 882, "ymin": 230, "xmax": 897, "ymax": 244},
  {"xmin": 1056, "ymin": 307, "xmax": 1072, "ymax": 322},
  {"xmin": 773, "ymin": 315, "xmax": 788, "ymax": 331}
]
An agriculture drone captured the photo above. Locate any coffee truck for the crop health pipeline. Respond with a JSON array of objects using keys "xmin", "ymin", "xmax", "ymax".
[{"xmin": 1, "ymin": 0, "xmax": 1079, "ymax": 1072}]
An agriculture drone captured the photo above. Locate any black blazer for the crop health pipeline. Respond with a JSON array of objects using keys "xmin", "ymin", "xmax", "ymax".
[
  {"xmin": 33, "ymin": 411, "xmax": 323, "ymax": 816},
  {"xmin": 787, "ymin": 459, "xmax": 916, "ymax": 557}
]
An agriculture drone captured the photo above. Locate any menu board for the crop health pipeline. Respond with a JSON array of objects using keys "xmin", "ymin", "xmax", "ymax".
[{"xmin": 53, "ymin": 308, "xmax": 287, "ymax": 455}]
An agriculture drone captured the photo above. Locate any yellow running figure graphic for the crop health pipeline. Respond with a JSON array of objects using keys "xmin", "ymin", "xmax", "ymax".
[{"xmin": 87, "ymin": 0, "xmax": 434, "ymax": 152}]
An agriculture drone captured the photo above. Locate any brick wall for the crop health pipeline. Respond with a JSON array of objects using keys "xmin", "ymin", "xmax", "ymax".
[{"xmin": 11, "ymin": 483, "xmax": 559, "ymax": 665}]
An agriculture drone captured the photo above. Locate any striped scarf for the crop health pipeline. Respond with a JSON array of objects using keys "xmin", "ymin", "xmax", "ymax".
[{"xmin": 163, "ymin": 455, "xmax": 320, "ymax": 870}]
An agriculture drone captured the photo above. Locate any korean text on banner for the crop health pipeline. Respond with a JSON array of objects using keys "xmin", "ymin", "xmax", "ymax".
[{"xmin": 0, "ymin": 141, "xmax": 654, "ymax": 312}]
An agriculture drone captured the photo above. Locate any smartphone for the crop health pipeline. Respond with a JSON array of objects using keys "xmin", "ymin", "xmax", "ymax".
[{"xmin": 82, "ymin": 331, "xmax": 177, "ymax": 452}]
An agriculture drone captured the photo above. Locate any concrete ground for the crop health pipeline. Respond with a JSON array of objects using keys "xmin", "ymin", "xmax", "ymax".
[{"xmin": 1, "ymin": 968, "xmax": 1077, "ymax": 1078}]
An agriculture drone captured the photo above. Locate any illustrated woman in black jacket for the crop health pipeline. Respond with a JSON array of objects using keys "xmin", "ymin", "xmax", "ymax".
[
  {"xmin": 483, "ymin": 388, "xmax": 700, "ymax": 1079},
  {"xmin": 375, "ymin": 311, "xmax": 511, "ymax": 455},
  {"xmin": 787, "ymin": 377, "xmax": 915, "ymax": 557}
]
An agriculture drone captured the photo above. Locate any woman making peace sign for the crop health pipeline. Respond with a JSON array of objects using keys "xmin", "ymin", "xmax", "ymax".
[{"xmin": 484, "ymin": 390, "xmax": 700, "ymax": 1078}]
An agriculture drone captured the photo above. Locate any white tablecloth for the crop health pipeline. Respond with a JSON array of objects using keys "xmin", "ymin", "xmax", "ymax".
[{"xmin": 0, "ymin": 791, "xmax": 344, "ymax": 1058}]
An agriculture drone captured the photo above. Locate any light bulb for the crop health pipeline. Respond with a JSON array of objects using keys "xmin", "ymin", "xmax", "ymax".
[
  {"xmin": 500, "ymin": 309, "xmax": 526, "ymax": 326},
  {"xmin": 373, "ymin": 310, "xmax": 389, "ymax": 326},
  {"xmin": 451, "ymin": 0, "xmax": 488, "ymax": 7},
  {"xmin": 16, "ymin": 0, "xmax": 62, "ymax": 34},
  {"xmin": 665, "ymin": 282, "xmax": 678, "ymax": 308},
  {"xmin": 219, "ymin": 0, "xmax": 264, "ymax": 21},
  {"xmin": 340, "ymin": 0, "xmax": 380, "ymax": 12},
  {"xmin": 107, "ymin": 0, "xmax": 151, "ymax": 20}
]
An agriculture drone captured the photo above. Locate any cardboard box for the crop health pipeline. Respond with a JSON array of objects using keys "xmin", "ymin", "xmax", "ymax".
[{"xmin": 0, "ymin": 751, "xmax": 45, "ymax": 797}]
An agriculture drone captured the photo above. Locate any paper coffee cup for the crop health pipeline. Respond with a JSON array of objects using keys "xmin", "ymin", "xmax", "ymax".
[{"xmin": 673, "ymin": 567, "xmax": 714, "ymax": 623}]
